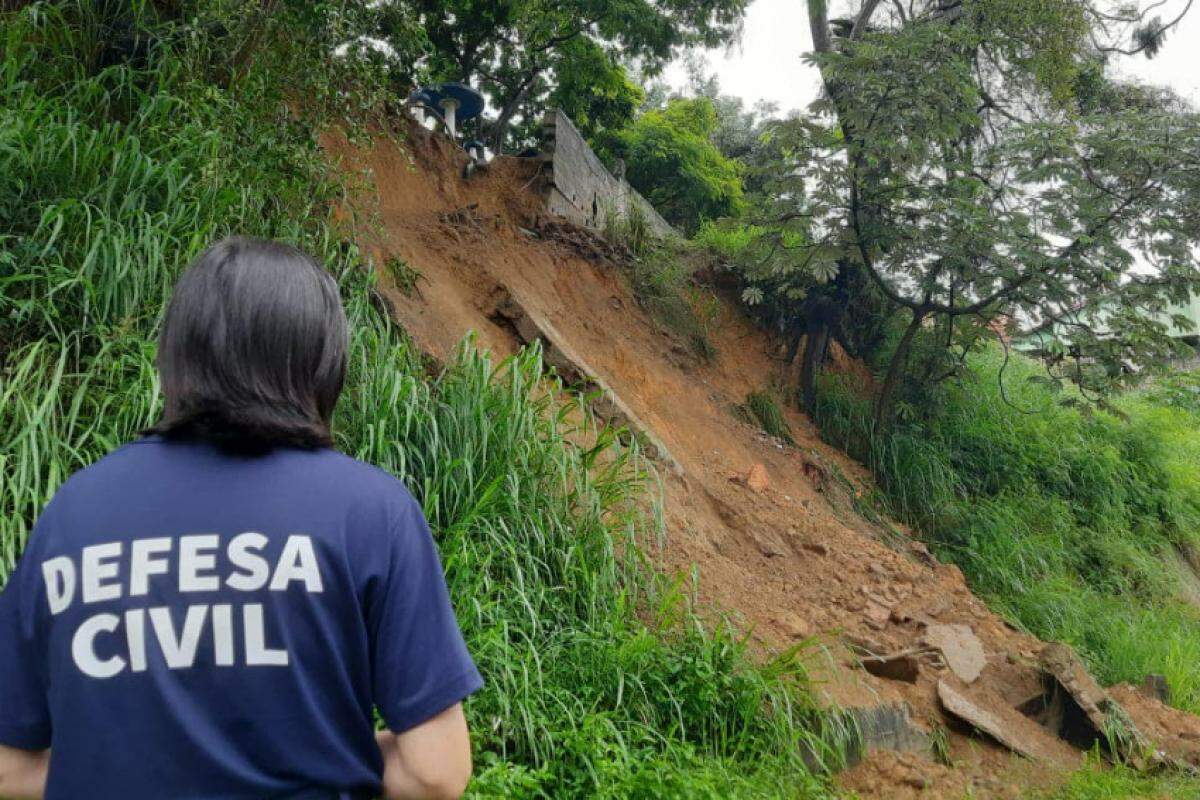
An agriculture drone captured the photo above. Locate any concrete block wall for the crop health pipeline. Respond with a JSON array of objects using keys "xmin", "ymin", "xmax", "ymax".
[{"xmin": 538, "ymin": 110, "xmax": 676, "ymax": 239}]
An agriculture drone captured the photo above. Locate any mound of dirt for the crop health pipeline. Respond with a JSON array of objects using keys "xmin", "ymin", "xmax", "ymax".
[{"xmin": 323, "ymin": 120, "xmax": 1200, "ymax": 797}]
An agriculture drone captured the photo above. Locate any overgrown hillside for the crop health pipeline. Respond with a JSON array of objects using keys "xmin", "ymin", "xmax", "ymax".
[
  {"xmin": 814, "ymin": 348, "xmax": 1200, "ymax": 715},
  {"xmin": 0, "ymin": 3, "xmax": 848, "ymax": 797},
  {"xmin": 10, "ymin": 3, "xmax": 1200, "ymax": 799}
]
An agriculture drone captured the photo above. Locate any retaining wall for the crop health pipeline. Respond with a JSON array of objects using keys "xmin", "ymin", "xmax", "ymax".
[{"xmin": 538, "ymin": 110, "xmax": 676, "ymax": 238}]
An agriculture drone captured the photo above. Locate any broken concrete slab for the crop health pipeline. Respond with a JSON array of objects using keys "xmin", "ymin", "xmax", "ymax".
[
  {"xmin": 1039, "ymin": 642, "xmax": 1151, "ymax": 766},
  {"xmin": 937, "ymin": 678, "xmax": 1082, "ymax": 769},
  {"xmin": 845, "ymin": 701, "xmax": 931, "ymax": 766},
  {"xmin": 923, "ymin": 623, "xmax": 986, "ymax": 684},
  {"xmin": 489, "ymin": 286, "xmax": 682, "ymax": 474}
]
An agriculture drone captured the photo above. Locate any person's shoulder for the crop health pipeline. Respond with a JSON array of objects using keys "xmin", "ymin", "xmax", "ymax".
[
  {"xmin": 29, "ymin": 437, "xmax": 158, "ymax": 541},
  {"xmin": 48, "ymin": 436, "xmax": 156, "ymax": 500},
  {"xmin": 303, "ymin": 449, "xmax": 420, "ymax": 511}
]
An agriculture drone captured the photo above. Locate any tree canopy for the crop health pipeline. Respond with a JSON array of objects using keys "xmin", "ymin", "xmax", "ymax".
[
  {"xmin": 597, "ymin": 97, "xmax": 746, "ymax": 232},
  {"xmin": 730, "ymin": 0, "xmax": 1200, "ymax": 426},
  {"xmin": 380, "ymin": 0, "xmax": 750, "ymax": 150}
]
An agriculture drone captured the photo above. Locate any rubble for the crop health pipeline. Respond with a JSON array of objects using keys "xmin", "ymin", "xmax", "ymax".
[
  {"xmin": 923, "ymin": 624, "xmax": 987, "ymax": 684},
  {"xmin": 937, "ymin": 679, "xmax": 1082, "ymax": 769},
  {"xmin": 845, "ymin": 702, "xmax": 931, "ymax": 764},
  {"xmin": 1039, "ymin": 643, "xmax": 1151, "ymax": 766}
]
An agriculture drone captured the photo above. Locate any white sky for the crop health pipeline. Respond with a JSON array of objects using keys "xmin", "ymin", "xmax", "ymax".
[{"xmin": 664, "ymin": 0, "xmax": 1200, "ymax": 113}]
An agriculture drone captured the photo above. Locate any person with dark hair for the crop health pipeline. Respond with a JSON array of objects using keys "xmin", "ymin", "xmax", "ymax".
[{"xmin": 0, "ymin": 237, "xmax": 481, "ymax": 800}]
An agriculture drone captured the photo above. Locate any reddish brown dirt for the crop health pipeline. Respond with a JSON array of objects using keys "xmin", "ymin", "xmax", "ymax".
[
  {"xmin": 321, "ymin": 123, "xmax": 1183, "ymax": 797},
  {"xmin": 1110, "ymin": 683, "xmax": 1200, "ymax": 768}
]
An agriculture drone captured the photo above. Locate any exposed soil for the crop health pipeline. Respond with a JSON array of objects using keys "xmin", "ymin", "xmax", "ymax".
[{"xmin": 323, "ymin": 122, "xmax": 1198, "ymax": 797}]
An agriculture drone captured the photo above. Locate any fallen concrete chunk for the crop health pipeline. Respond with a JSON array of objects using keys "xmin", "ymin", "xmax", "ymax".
[
  {"xmin": 1039, "ymin": 643, "xmax": 1151, "ymax": 766},
  {"xmin": 845, "ymin": 701, "xmax": 930, "ymax": 765},
  {"xmin": 923, "ymin": 623, "xmax": 986, "ymax": 684},
  {"xmin": 937, "ymin": 678, "xmax": 1082, "ymax": 769},
  {"xmin": 489, "ymin": 286, "xmax": 682, "ymax": 474}
]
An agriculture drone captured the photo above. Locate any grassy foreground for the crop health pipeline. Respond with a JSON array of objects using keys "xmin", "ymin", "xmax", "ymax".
[
  {"xmin": 0, "ymin": 3, "xmax": 849, "ymax": 796},
  {"xmin": 815, "ymin": 347, "xmax": 1200, "ymax": 715}
]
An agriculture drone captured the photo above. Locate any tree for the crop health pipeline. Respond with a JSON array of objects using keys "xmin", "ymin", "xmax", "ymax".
[
  {"xmin": 597, "ymin": 97, "xmax": 746, "ymax": 232},
  {"xmin": 783, "ymin": 0, "xmax": 1200, "ymax": 428},
  {"xmin": 388, "ymin": 0, "xmax": 750, "ymax": 151}
]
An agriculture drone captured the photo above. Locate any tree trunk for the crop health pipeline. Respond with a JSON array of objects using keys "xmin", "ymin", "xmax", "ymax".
[
  {"xmin": 489, "ymin": 74, "xmax": 539, "ymax": 154},
  {"xmin": 873, "ymin": 309, "xmax": 925, "ymax": 431},
  {"xmin": 799, "ymin": 321, "xmax": 831, "ymax": 413}
]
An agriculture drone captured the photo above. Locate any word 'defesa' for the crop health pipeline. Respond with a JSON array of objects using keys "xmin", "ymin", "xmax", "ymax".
[{"xmin": 41, "ymin": 533, "xmax": 323, "ymax": 679}]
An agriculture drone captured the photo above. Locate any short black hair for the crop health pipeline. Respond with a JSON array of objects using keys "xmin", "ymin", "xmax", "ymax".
[{"xmin": 148, "ymin": 236, "xmax": 348, "ymax": 452}]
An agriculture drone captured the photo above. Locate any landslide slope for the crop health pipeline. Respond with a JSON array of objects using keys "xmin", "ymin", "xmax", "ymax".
[{"xmin": 325, "ymin": 123, "xmax": 1198, "ymax": 798}]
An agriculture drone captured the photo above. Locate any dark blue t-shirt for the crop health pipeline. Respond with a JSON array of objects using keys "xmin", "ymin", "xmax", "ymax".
[{"xmin": 0, "ymin": 435, "xmax": 482, "ymax": 799}]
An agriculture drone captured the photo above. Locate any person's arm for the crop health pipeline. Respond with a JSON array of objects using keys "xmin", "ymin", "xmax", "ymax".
[
  {"xmin": 362, "ymin": 495, "xmax": 483, "ymax": 800},
  {"xmin": 0, "ymin": 744, "xmax": 48, "ymax": 800},
  {"xmin": 375, "ymin": 704, "xmax": 471, "ymax": 800}
]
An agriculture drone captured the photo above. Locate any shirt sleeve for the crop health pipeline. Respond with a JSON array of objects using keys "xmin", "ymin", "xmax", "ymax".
[
  {"xmin": 0, "ymin": 543, "xmax": 52, "ymax": 750},
  {"xmin": 367, "ymin": 497, "xmax": 482, "ymax": 733}
]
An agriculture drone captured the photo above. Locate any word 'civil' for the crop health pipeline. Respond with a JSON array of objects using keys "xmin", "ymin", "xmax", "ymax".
[{"xmin": 40, "ymin": 533, "xmax": 324, "ymax": 678}]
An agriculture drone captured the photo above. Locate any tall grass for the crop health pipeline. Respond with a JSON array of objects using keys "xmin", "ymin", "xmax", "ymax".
[
  {"xmin": 814, "ymin": 346, "xmax": 1200, "ymax": 713},
  {"xmin": 745, "ymin": 389, "xmax": 795, "ymax": 444},
  {"xmin": 1039, "ymin": 758, "xmax": 1200, "ymax": 799},
  {"xmin": 1, "ymin": 3, "xmax": 848, "ymax": 795}
]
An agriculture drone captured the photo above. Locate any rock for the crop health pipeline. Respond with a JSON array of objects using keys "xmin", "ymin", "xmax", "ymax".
[
  {"xmin": 742, "ymin": 463, "xmax": 769, "ymax": 493},
  {"xmin": 1039, "ymin": 642, "xmax": 1151, "ymax": 766},
  {"xmin": 801, "ymin": 457, "xmax": 830, "ymax": 492},
  {"xmin": 801, "ymin": 541, "xmax": 829, "ymax": 557},
  {"xmin": 937, "ymin": 679, "xmax": 1082, "ymax": 768},
  {"xmin": 867, "ymin": 562, "xmax": 889, "ymax": 578},
  {"xmin": 777, "ymin": 612, "xmax": 812, "ymax": 640},
  {"xmin": 863, "ymin": 600, "xmax": 892, "ymax": 630},
  {"xmin": 843, "ymin": 702, "xmax": 931, "ymax": 766},
  {"xmin": 923, "ymin": 624, "xmax": 987, "ymax": 684},
  {"xmin": 749, "ymin": 528, "xmax": 788, "ymax": 558},
  {"xmin": 1142, "ymin": 674, "xmax": 1171, "ymax": 704}
]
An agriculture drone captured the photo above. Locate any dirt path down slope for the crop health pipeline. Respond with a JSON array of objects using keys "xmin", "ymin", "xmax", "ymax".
[{"xmin": 324, "ymin": 124, "xmax": 1194, "ymax": 797}]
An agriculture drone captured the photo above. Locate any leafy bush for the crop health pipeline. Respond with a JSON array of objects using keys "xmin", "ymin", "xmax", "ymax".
[
  {"xmin": 1, "ymin": 3, "xmax": 847, "ymax": 795},
  {"xmin": 596, "ymin": 97, "xmax": 745, "ymax": 234},
  {"xmin": 814, "ymin": 347, "xmax": 1200, "ymax": 712}
]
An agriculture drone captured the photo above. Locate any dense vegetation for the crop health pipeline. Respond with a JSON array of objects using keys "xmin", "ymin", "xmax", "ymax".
[
  {"xmin": 814, "ymin": 347, "xmax": 1200, "ymax": 713},
  {"xmin": 365, "ymin": 0, "xmax": 750, "ymax": 151},
  {"xmin": 0, "ymin": 2, "xmax": 857, "ymax": 796},
  {"xmin": 594, "ymin": 97, "xmax": 745, "ymax": 233}
]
